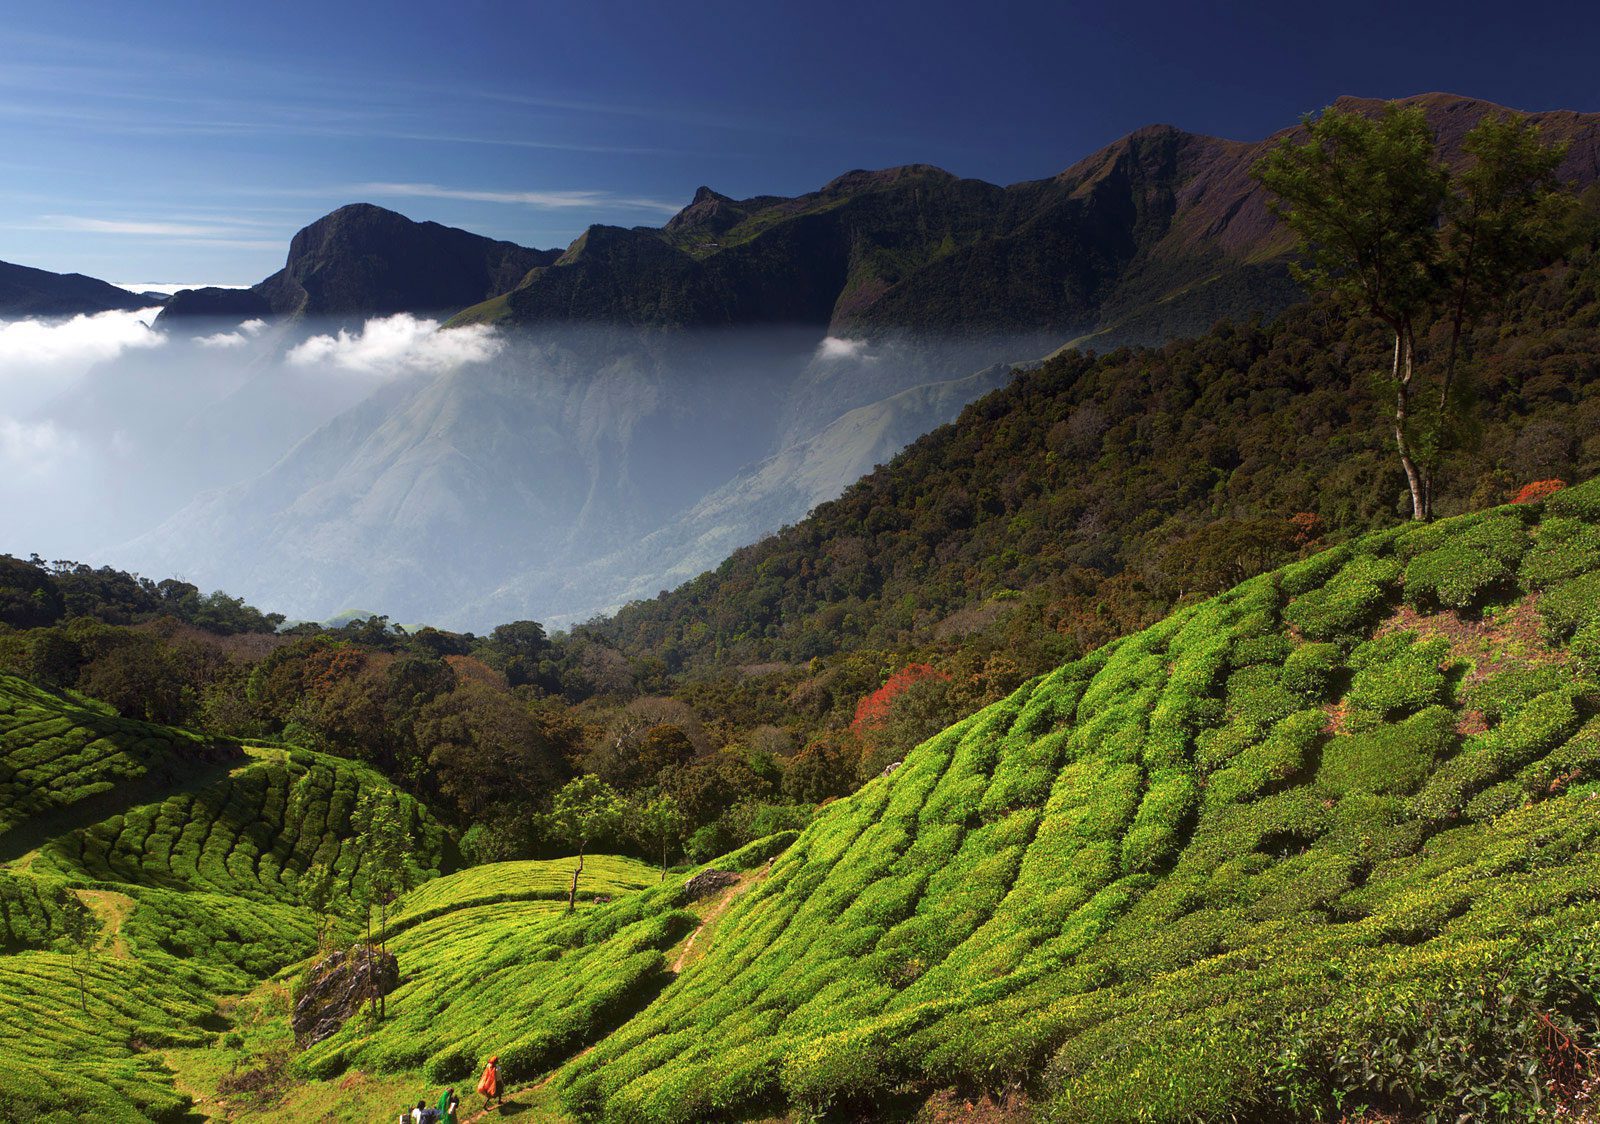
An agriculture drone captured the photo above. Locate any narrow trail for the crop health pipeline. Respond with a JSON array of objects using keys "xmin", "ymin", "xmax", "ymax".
[
  {"xmin": 671, "ymin": 871, "xmax": 759, "ymax": 974},
  {"xmin": 74, "ymin": 887, "xmax": 134, "ymax": 958}
]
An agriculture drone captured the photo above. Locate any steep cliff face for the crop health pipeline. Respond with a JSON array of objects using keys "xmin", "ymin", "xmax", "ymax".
[{"xmin": 157, "ymin": 204, "xmax": 559, "ymax": 325}]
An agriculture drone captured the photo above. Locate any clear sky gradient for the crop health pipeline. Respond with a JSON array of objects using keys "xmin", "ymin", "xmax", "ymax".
[{"xmin": 5, "ymin": 0, "xmax": 1598, "ymax": 287}]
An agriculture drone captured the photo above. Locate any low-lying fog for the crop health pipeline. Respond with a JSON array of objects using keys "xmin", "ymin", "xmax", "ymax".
[{"xmin": 1, "ymin": 309, "xmax": 1055, "ymax": 630}]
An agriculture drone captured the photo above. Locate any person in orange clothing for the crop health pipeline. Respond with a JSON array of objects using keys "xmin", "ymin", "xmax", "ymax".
[{"xmin": 476, "ymin": 1055, "xmax": 501, "ymax": 1110}]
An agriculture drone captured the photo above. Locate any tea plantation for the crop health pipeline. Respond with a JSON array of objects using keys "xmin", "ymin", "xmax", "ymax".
[
  {"xmin": 5, "ymin": 477, "xmax": 1600, "ymax": 1121},
  {"xmin": 0, "ymin": 674, "xmax": 454, "ymax": 1122},
  {"xmin": 555, "ymin": 477, "xmax": 1600, "ymax": 1122},
  {"xmin": 295, "ymin": 852, "xmax": 714, "ymax": 1087},
  {"xmin": 0, "ymin": 675, "xmax": 228, "ymax": 840}
]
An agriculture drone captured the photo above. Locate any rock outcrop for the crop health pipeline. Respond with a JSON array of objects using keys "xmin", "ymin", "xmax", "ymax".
[
  {"xmin": 682, "ymin": 869, "xmax": 740, "ymax": 902},
  {"xmin": 292, "ymin": 945, "xmax": 399, "ymax": 1047}
]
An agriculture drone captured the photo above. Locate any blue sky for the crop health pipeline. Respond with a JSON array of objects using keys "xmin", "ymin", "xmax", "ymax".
[{"xmin": 4, "ymin": 0, "xmax": 1598, "ymax": 287}]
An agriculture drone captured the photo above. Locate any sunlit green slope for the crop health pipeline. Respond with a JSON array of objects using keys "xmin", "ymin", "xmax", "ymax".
[
  {"xmin": 294, "ymin": 840, "xmax": 788, "ymax": 1092},
  {"xmin": 561, "ymin": 478, "xmax": 1600, "ymax": 1123}
]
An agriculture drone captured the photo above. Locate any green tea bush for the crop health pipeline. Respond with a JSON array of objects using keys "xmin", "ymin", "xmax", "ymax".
[
  {"xmin": 1344, "ymin": 637, "xmax": 1450, "ymax": 728},
  {"xmin": 1318, "ymin": 706, "xmax": 1454, "ymax": 797},
  {"xmin": 1283, "ymin": 555, "xmax": 1400, "ymax": 642},
  {"xmin": 1280, "ymin": 642, "xmax": 1342, "ymax": 702},
  {"xmin": 1548, "ymin": 475, "xmax": 1600, "ymax": 522},
  {"xmin": 1520, "ymin": 517, "xmax": 1600, "ymax": 588},
  {"xmin": 1539, "ymin": 571, "xmax": 1600, "ymax": 641},
  {"xmin": 1404, "ymin": 545, "xmax": 1513, "ymax": 611}
]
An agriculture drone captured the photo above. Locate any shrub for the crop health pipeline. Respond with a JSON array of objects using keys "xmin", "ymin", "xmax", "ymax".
[
  {"xmin": 1548, "ymin": 475, "xmax": 1600, "ymax": 521},
  {"xmin": 1538, "ymin": 572, "xmax": 1600, "ymax": 641},
  {"xmin": 1403, "ymin": 546, "xmax": 1512, "ymax": 612},
  {"xmin": 1280, "ymin": 643, "xmax": 1342, "ymax": 702},
  {"xmin": 1513, "ymin": 478, "xmax": 1567, "ymax": 504},
  {"xmin": 1283, "ymin": 556, "xmax": 1400, "ymax": 642},
  {"xmin": 1520, "ymin": 517, "xmax": 1600, "ymax": 589},
  {"xmin": 1318, "ymin": 706, "xmax": 1454, "ymax": 797},
  {"xmin": 1344, "ymin": 638, "xmax": 1450, "ymax": 727}
]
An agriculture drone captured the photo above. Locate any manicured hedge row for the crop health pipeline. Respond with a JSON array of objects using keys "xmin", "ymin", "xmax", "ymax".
[{"xmin": 0, "ymin": 674, "xmax": 225, "ymax": 837}]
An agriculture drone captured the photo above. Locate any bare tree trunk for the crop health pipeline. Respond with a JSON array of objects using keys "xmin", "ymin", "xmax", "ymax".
[
  {"xmin": 661, "ymin": 836, "xmax": 667, "ymax": 882},
  {"xmin": 568, "ymin": 847, "xmax": 585, "ymax": 913},
  {"xmin": 1392, "ymin": 329, "xmax": 1427, "ymax": 521}
]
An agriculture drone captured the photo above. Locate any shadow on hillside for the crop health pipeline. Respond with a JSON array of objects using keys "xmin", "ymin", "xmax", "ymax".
[{"xmin": 0, "ymin": 732, "xmax": 246, "ymax": 865}]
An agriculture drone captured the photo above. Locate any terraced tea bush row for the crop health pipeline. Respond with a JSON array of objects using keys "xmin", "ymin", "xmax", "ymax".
[
  {"xmin": 386, "ymin": 853, "xmax": 658, "ymax": 936},
  {"xmin": 557, "ymin": 480, "xmax": 1600, "ymax": 1123},
  {"xmin": 0, "ymin": 950, "xmax": 215, "ymax": 1122},
  {"xmin": 0, "ymin": 674, "xmax": 228, "ymax": 837},
  {"xmin": 37, "ymin": 751, "xmax": 450, "ymax": 908}
]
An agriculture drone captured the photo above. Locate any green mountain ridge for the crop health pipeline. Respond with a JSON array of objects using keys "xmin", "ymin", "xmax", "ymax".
[{"xmin": 454, "ymin": 93, "xmax": 1600, "ymax": 342}]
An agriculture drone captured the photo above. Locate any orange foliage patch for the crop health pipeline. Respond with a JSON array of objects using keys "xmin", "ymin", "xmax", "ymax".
[
  {"xmin": 1513, "ymin": 479, "xmax": 1567, "ymax": 504},
  {"xmin": 852, "ymin": 663, "xmax": 948, "ymax": 730}
]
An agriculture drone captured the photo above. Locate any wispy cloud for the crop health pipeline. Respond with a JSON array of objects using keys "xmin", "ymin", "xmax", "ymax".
[
  {"xmin": 193, "ymin": 318, "xmax": 268, "ymax": 349},
  {"xmin": 115, "ymin": 282, "xmax": 251, "ymax": 296},
  {"xmin": 20, "ymin": 215, "xmax": 283, "ymax": 250},
  {"xmin": 287, "ymin": 314, "xmax": 503, "ymax": 376},
  {"xmin": 352, "ymin": 182, "xmax": 682, "ymax": 214},
  {"xmin": 38, "ymin": 215, "xmax": 254, "ymax": 237},
  {"xmin": 0, "ymin": 308, "xmax": 165, "ymax": 369}
]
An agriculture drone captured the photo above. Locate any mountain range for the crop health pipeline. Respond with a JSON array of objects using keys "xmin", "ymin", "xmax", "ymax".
[
  {"xmin": 156, "ymin": 203, "xmax": 561, "ymax": 326},
  {"xmin": 24, "ymin": 92, "xmax": 1600, "ymax": 629}
]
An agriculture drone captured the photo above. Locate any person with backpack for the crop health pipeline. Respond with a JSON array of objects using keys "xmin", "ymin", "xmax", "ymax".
[
  {"xmin": 437, "ymin": 1087, "xmax": 461, "ymax": 1124},
  {"xmin": 410, "ymin": 1099, "xmax": 438, "ymax": 1123},
  {"xmin": 477, "ymin": 1055, "xmax": 501, "ymax": 1109}
]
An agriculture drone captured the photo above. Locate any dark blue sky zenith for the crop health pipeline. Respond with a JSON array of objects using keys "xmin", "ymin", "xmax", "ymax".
[{"xmin": 4, "ymin": 0, "xmax": 1598, "ymax": 286}]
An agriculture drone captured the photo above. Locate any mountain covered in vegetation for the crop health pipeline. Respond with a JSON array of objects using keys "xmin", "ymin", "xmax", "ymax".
[
  {"xmin": 0, "ymin": 258, "xmax": 154, "ymax": 318},
  {"xmin": 585, "ymin": 232, "xmax": 1600, "ymax": 687},
  {"xmin": 454, "ymin": 94, "xmax": 1600, "ymax": 343}
]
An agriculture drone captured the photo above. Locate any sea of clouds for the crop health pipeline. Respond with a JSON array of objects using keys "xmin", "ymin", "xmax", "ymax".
[{"xmin": 0, "ymin": 309, "xmax": 505, "ymax": 562}]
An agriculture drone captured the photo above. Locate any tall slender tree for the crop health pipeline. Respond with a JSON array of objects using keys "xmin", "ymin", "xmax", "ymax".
[
  {"xmin": 54, "ymin": 888, "xmax": 101, "ymax": 1014},
  {"xmin": 1254, "ymin": 103, "xmax": 1570, "ymax": 520},
  {"xmin": 354, "ymin": 790, "xmax": 415, "ymax": 1018},
  {"xmin": 550, "ymin": 775, "xmax": 623, "ymax": 912}
]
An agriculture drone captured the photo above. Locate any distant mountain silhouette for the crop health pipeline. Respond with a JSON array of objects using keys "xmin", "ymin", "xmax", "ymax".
[
  {"xmin": 0, "ymin": 259, "xmax": 154, "ymax": 318},
  {"xmin": 157, "ymin": 203, "xmax": 560, "ymax": 325}
]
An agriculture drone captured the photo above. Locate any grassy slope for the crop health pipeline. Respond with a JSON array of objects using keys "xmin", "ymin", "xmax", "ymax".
[
  {"xmin": 293, "ymin": 840, "xmax": 787, "ymax": 1089},
  {"xmin": 0, "ymin": 675, "xmax": 453, "ymax": 1122},
  {"xmin": 161, "ymin": 845, "xmax": 785, "ymax": 1122},
  {"xmin": 556, "ymin": 478, "xmax": 1600, "ymax": 1122}
]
